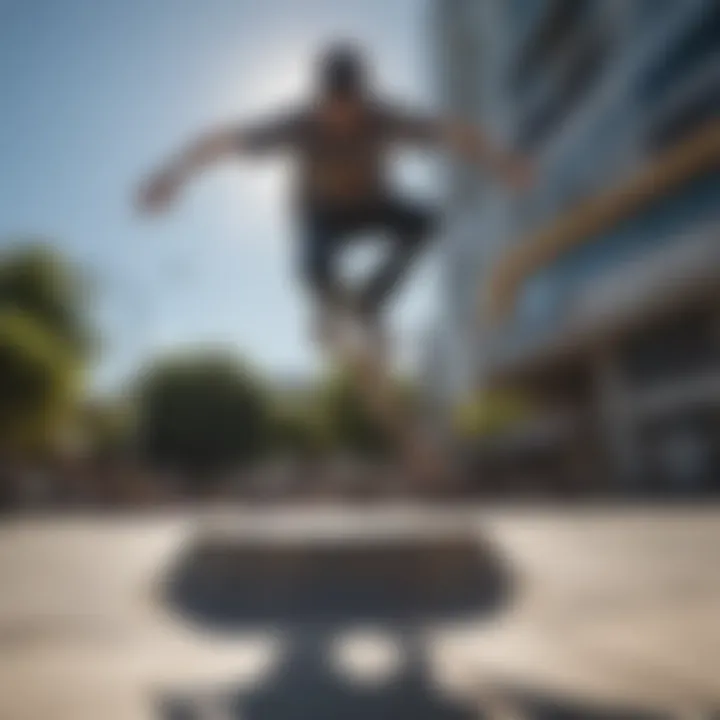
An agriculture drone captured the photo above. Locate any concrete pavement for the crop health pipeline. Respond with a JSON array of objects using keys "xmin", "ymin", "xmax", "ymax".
[{"xmin": 1, "ymin": 505, "xmax": 719, "ymax": 718}]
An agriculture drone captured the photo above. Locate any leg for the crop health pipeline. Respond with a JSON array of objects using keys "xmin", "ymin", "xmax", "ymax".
[
  {"xmin": 300, "ymin": 213, "xmax": 341, "ymax": 308},
  {"xmin": 358, "ymin": 199, "xmax": 437, "ymax": 315},
  {"xmin": 302, "ymin": 206, "xmax": 451, "ymax": 493},
  {"xmin": 299, "ymin": 212, "xmax": 351, "ymax": 347},
  {"xmin": 354, "ymin": 201, "xmax": 450, "ymax": 493}
]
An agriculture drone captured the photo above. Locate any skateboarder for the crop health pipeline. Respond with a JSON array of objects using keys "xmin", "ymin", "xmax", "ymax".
[{"xmin": 137, "ymin": 42, "xmax": 531, "ymax": 336}]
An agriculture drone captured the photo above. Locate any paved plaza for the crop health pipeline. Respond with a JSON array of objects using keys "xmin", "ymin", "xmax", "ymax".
[{"xmin": 1, "ymin": 505, "xmax": 719, "ymax": 718}]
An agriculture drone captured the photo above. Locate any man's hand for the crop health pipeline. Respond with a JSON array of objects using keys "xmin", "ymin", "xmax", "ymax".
[
  {"xmin": 444, "ymin": 121, "xmax": 536, "ymax": 193},
  {"xmin": 135, "ymin": 127, "xmax": 241, "ymax": 216},
  {"xmin": 136, "ymin": 166, "xmax": 183, "ymax": 215}
]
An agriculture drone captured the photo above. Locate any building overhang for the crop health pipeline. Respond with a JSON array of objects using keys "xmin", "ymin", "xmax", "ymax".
[{"xmin": 486, "ymin": 226, "xmax": 720, "ymax": 385}]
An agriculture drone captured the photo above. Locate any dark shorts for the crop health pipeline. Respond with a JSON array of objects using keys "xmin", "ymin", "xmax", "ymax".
[{"xmin": 299, "ymin": 197, "xmax": 438, "ymax": 313}]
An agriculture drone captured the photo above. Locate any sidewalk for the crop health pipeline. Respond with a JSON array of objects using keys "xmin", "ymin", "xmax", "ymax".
[{"xmin": 1, "ymin": 505, "xmax": 719, "ymax": 718}]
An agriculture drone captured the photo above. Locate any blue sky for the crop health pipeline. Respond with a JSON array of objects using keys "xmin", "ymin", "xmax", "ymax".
[{"xmin": 0, "ymin": 0, "xmax": 442, "ymax": 389}]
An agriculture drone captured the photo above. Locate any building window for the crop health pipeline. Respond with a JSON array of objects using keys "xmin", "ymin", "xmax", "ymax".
[
  {"xmin": 505, "ymin": 0, "xmax": 547, "ymax": 40},
  {"xmin": 642, "ymin": 3, "xmax": 720, "ymax": 151},
  {"xmin": 649, "ymin": 75, "xmax": 720, "ymax": 151},
  {"xmin": 633, "ymin": 0, "xmax": 676, "ymax": 29},
  {"xmin": 641, "ymin": 3, "xmax": 720, "ymax": 107},
  {"xmin": 514, "ymin": 8, "xmax": 608, "ymax": 151},
  {"xmin": 622, "ymin": 311, "xmax": 720, "ymax": 389},
  {"xmin": 510, "ymin": 0, "xmax": 592, "ymax": 95}
]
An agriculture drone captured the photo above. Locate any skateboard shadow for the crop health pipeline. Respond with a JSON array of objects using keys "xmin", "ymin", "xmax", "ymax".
[
  {"xmin": 155, "ymin": 534, "xmax": 681, "ymax": 719},
  {"xmin": 484, "ymin": 689, "xmax": 676, "ymax": 719},
  {"xmin": 160, "ymin": 532, "xmax": 513, "ymax": 631},
  {"xmin": 154, "ymin": 634, "xmax": 674, "ymax": 720},
  {"xmin": 156, "ymin": 628, "xmax": 475, "ymax": 720}
]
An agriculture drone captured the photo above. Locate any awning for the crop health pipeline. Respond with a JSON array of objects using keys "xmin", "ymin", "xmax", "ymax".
[{"xmin": 487, "ymin": 225, "xmax": 720, "ymax": 382}]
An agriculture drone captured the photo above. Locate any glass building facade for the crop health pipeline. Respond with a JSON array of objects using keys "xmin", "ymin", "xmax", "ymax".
[{"xmin": 431, "ymin": 0, "xmax": 720, "ymax": 493}]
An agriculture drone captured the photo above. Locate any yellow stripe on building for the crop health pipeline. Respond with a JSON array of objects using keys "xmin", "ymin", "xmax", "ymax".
[{"xmin": 487, "ymin": 120, "xmax": 720, "ymax": 322}]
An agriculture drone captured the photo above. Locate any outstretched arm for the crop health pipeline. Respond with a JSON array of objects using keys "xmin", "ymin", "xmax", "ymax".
[
  {"xmin": 388, "ymin": 106, "xmax": 533, "ymax": 191},
  {"xmin": 442, "ymin": 120, "xmax": 534, "ymax": 191},
  {"xmin": 136, "ymin": 126, "xmax": 243, "ymax": 214},
  {"xmin": 136, "ymin": 111, "xmax": 301, "ymax": 214}
]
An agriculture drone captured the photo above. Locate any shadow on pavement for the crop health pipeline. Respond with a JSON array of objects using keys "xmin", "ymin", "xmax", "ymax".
[
  {"xmin": 161, "ymin": 532, "xmax": 513, "ymax": 630},
  {"xmin": 488, "ymin": 688, "xmax": 677, "ymax": 719},
  {"xmin": 156, "ymin": 629, "xmax": 475, "ymax": 720},
  {"xmin": 155, "ymin": 634, "xmax": 674, "ymax": 720},
  {"xmin": 155, "ymin": 532, "xmax": 684, "ymax": 719}
]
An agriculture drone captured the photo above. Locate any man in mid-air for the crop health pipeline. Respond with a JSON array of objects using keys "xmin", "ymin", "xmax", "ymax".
[{"xmin": 138, "ymin": 42, "xmax": 531, "ymax": 346}]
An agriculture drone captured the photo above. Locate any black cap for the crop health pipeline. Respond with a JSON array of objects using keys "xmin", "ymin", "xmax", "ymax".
[{"xmin": 318, "ymin": 42, "xmax": 367, "ymax": 98}]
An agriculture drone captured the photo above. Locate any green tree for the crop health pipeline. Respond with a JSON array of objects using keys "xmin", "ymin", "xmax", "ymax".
[
  {"xmin": 316, "ymin": 367, "xmax": 399, "ymax": 457},
  {"xmin": 269, "ymin": 405, "xmax": 326, "ymax": 458},
  {"xmin": 135, "ymin": 352, "xmax": 270, "ymax": 481},
  {"xmin": 81, "ymin": 399, "xmax": 135, "ymax": 461},
  {"xmin": 454, "ymin": 389, "xmax": 532, "ymax": 439},
  {"xmin": 0, "ymin": 309, "xmax": 77, "ymax": 453},
  {"xmin": 0, "ymin": 242, "xmax": 91, "ymax": 455},
  {"xmin": 0, "ymin": 242, "xmax": 92, "ymax": 359}
]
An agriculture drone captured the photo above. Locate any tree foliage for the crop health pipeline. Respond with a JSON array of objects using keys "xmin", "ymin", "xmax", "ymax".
[
  {"xmin": 0, "ymin": 242, "xmax": 90, "ymax": 454},
  {"xmin": 81, "ymin": 399, "xmax": 135, "ymax": 461},
  {"xmin": 135, "ymin": 352, "xmax": 270, "ymax": 478},
  {"xmin": 269, "ymin": 405, "xmax": 326, "ymax": 459},
  {"xmin": 454, "ymin": 389, "xmax": 532, "ymax": 438},
  {"xmin": 316, "ymin": 367, "xmax": 396, "ymax": 457},
  {"xmin": 0, "ymin": 309, "xmax": 76, "ymax": 452},
  {"xmin": 0, "ymin": 242, "xmax": 91, "ymax": 359}
]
